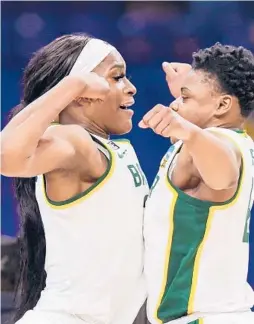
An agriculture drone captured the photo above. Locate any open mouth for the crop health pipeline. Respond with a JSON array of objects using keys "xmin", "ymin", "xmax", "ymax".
[
  {"xmin": 119, "ymin": 101, "xmax": 135, "ymax": 110},
  {"xmin": 119, "ymin": 105, "xmax": 128, "ymax": 110}
]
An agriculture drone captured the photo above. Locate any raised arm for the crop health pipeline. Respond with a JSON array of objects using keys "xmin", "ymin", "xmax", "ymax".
[
  {"xmin": 139, "ymin": 105, "xmax": 240, "ymax": 190},
  {"xmin": 1, "ymin": 73, "xmax": 109, "ymax": 177}
]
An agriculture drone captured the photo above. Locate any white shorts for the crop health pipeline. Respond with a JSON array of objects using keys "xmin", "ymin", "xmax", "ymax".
[
  {"xmin": 190, "ymin": 311, "xmax": 254, "ymax": 324},
  {"xmin": 15, "ymin": 310, "xmax": 88, "ymax": 324}
]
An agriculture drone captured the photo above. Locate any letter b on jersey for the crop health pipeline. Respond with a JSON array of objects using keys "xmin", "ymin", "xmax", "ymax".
[{"xmin": 128, "ymin": 164, "xmax": 145, "ymax": 187}]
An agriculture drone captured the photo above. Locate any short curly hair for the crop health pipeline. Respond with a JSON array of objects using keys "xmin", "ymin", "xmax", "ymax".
[{"xmin": 192, "ymin": 42, "xmax": 254, "ymax": 117}]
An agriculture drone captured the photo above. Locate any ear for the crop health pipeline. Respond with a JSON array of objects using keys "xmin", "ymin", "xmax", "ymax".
[{"xmin": 214, "ymin": 95, "xmax": 232, "ymax": 117}]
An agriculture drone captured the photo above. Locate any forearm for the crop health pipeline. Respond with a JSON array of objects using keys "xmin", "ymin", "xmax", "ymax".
[
  {"xmin": 1, "ymin": 76, "xmax": 85, "ymax": 157},
  {"xmin": 184, "ymin": 126, "xmax": 239, "ymax": 190}
]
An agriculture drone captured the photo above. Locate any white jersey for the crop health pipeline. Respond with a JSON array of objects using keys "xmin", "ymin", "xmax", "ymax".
[
  {"xmin": 35, "ymin": 135, "xmax": 149, "ymax": 324},
  {"xmin": 144, "ymin": 128, "xmax": 254, "ymax": 324}
]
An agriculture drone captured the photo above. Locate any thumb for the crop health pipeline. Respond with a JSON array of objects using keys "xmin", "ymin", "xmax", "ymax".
[{"xmin": 162, "ymin": 62, "xmax": 177, "ymax": 79}]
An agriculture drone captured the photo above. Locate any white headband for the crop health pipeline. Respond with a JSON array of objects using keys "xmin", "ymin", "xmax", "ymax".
[{"xmin": 69, "ymin": 38, "xmax": 115, "ymax": 75}]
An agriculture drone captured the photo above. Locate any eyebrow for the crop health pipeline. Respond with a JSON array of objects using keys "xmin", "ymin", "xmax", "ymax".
[{"xmin": 110, "ymin": 64, "xmax": 125, "ymax": 70}]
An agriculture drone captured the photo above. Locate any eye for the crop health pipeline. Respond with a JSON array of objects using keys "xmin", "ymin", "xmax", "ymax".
[{"xmin": 113, "ymin": 74, "xmax": 126, "ymax": 81}]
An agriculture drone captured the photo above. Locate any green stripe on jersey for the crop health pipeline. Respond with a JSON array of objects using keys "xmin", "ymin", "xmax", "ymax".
[{"xmin": 157, "ymin": 195, "xmax": 211, "ymax": 322}]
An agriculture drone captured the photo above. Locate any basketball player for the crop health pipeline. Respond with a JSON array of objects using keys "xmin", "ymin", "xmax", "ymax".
[
  {"xmin": 142, "ymin": 43, "xmax": 254, "ymax": 324},
  {"xmin": 0, "ymin": 34, "xmax": 148, "ymax": 324}
]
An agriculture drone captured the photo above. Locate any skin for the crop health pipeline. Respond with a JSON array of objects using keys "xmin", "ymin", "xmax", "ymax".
[
  {"xmin": 62, "ymin": 50, "xmax": 137, "ymax": 137},
  {"xmin": 140, "ymin": 65, "xmax": 244, "ymax": 203},
  {"xmin": 0, "ymin": 49, "xmax": 137, "ymax": 202}
]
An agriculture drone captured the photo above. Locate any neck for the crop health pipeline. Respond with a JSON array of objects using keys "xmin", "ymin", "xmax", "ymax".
[
  {"xmin": 59, "ymin": 115, "xmax": 110, "ymax": 139},
  {"xmin": 209, "ymin": 121, "xmax": 244, "ymax": 130},
  {"xmin": 205, "ymin": 115, "xmax": 245, "ymax": 131},
  {"xmin": 84, "ymin": 123, "xmax": 110, "ymax": 139}
]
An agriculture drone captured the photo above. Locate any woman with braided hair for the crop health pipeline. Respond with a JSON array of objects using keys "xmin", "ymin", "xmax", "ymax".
[
  {"xmin": 0, "ymin": 34, "xmax": 148, "ymax": 324},
  {"xmin": 143, "ymin": 43, "xmax": 254, "ymax": 324}
]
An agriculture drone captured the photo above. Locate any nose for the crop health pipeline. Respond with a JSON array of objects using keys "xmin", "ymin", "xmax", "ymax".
[
  {"xmin": 124, "ymin": 79, "xmax": 137, "ymax": 96},
  {"xmin": 170, "ymin": 98, "xmax": 180, "ymax": 112}
]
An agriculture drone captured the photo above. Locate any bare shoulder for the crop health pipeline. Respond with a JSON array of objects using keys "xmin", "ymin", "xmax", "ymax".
[
  {"xmin": 44, "ymin": 123, "xmax": 108, "ymax": 179},
  {"xmin": 1, "ymin": 123, "xmax": 103, "ymax": 177},
  {"xmin": 41, "ymin": 125, "xmax": 108, "ymax": 203},
  {"xmin": 43, "ymin": 123, "xmax": 93, "ymax": 141},
  {"xmin": 37, "ymin": 123, "xmax": 98, "ymax": 158},
  {"xmin": 40, "ymin": 123, "xmax": 106, "ymax": 172},
  {"xmin": 205, "ymin": 129, "xmax": 241, "ymax": 165},
  {"xmin": 172, "ymin": 129, "xmax": 242, "ymax": 191}
]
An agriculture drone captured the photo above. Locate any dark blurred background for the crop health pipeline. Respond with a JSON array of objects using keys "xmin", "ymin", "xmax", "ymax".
[{"xmin": 1, "ymin": 1, "xmax": 254, "ymax": 323}]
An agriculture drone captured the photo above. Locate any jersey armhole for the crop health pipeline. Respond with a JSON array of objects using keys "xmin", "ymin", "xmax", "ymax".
[{"xmin": 42, "ymin": 137, "xmax": 115, "ymax": 209}]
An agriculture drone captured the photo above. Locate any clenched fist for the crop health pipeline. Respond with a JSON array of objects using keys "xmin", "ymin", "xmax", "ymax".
[
  {"xmin": 162, "ymin": 62, "xmax": 192, "ymax": 99},
  {"xmin": 139, "ymin": 104, "xmax": 196, "ymax": 141},
  {"xmin": 76, "ymin": 72, "xmax": 110, "ymax": 101}
]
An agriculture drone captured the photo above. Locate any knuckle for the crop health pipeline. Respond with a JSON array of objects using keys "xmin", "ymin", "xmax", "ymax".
[
  {"xmin": 155, "ymin": 104, "xmax": 164, "ymax": 111},
  {"xmin": 166, "ymin": 108, "xmax": 173, "ymax": 116},
  {"xmin": 143, "ymin": 116, "xmax": 149, "ymax": 124},
  {"xmin": 149, "ymin": 120, "xmax": 157, "ymax": 128},
  {"xmin": 161, "ymin": 129, "xmax": 168, "ymax": 137},
  {"xmin": 155, "ymin": 126, "xmax": 162, "ymax": 134}
]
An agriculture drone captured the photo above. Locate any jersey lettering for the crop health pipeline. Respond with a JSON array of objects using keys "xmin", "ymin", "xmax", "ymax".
[{"xmin": 128, "ymin": 164, "xmax": 145, "ymax": 187}]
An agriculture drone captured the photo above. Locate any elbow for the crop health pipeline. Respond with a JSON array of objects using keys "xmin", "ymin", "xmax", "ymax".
[
  {"xmin": 0, "ymin": 133, "xmax": 25, "ymax": 176},
  {"xmin": 1, "ymin": 152, "xmax": 13, "ymax": 176},
  {"xmin": 1, "ymin": 151, "xmax": 16, "ymax": 176},
  {"xmin": 0, "ymin": 150, "xmax": 28, "ymax": 177}
]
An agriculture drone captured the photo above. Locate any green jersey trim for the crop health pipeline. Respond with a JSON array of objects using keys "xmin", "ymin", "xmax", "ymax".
[
  {"xmin": 42, "ymin": 137, "xmax": 114, "ymax": 208},
  {"xmin": 113, "ymin": 138, "xmax": 131, "ymax": 144}
]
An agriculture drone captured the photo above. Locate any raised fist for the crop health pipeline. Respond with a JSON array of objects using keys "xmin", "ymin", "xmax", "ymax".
[
  {"xmin": 162, "ymin": 62, "xmax": 192, "ymax": 99},
  {"xmin": 76, "ymin": 72, "xmax": 110, "ymax": 101}
]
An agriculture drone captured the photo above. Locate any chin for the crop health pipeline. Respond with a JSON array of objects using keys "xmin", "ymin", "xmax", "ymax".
[{"xmin": 111, "ymin": 120, "xmax": 133, "ymax": 135}]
